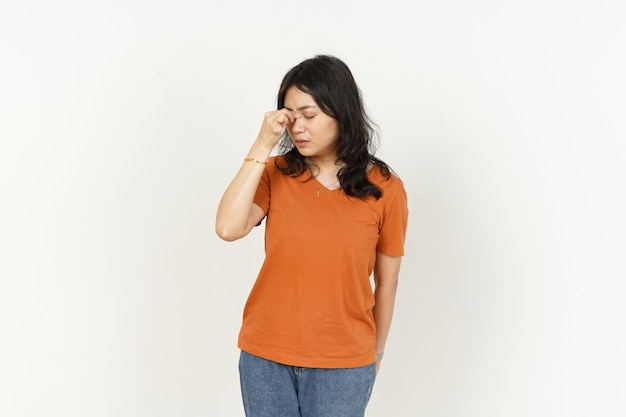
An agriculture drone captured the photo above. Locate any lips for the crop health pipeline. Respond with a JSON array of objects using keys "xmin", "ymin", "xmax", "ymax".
[{"xmin": 294, "ymin": 139, "xmax": 308, "ymax": 147}]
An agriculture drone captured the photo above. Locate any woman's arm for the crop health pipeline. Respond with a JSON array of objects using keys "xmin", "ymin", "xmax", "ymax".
[
  {"xmin": 373, "ymin": 252, "xmax": 403, "ymax": 373},
  {"xmin": 215, "ymin": 109, "xmax": 298, "ymax": 241}
]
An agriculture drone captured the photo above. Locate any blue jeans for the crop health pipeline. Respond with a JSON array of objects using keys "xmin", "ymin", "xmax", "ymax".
[{"xmin": 239, "ymin": 350, "xmax": 377, "ymax": 417}]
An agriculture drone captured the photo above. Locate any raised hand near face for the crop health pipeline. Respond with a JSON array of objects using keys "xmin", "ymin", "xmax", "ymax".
[{"xmin": 255, "ymin": 108, "xmax": 301, "ymax": 149}]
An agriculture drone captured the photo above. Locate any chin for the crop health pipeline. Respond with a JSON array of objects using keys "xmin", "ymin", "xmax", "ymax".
[{"xmin": 295, "ymin": 148, "xmax": 314, "ymax": 157}]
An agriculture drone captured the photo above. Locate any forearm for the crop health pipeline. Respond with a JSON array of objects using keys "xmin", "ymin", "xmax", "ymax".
[
  {"xmin": 215, "ymin": 143, "xmax": 271, "ymax": 241},
  {"xmin": 373, "ymin": 281, "xmax": 398, "ymax": 355},
  {"xmin": 372, "ymin": 253, "xmax": 402, "ymax": 358},
  {"xmin": 216, "ymin": 110, "xmax": 299, "ymax": 241}
]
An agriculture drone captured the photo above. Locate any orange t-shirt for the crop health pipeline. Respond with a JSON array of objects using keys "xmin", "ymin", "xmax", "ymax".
[{"xmin": 238, "ymin": 155, "xmax": 408, "ymax": 368}]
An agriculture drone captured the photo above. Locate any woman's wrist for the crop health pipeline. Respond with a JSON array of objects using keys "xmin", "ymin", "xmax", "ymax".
[
  {"xmin": 375, "ymin": 352, "xmax": 384, "ymax": 362},
  {"xmin": 246, "ymin": 142, "xmax": 273, "ymax": 164}
]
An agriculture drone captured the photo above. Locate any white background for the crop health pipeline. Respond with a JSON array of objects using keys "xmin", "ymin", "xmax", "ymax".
[{"xmin": 1, "ymin": 1, "xmax": 625, "ymax": 416}]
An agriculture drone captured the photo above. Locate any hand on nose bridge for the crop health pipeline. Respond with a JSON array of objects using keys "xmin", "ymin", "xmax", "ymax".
[{"xmin": 291, "ymin": 114, "xmax": 305, "ymax": 132}]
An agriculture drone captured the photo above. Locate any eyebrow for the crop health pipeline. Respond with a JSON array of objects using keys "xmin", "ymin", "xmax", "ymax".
[{"xmin": 285, "ymin": 105, "xmax": 318, "ymax": 111}]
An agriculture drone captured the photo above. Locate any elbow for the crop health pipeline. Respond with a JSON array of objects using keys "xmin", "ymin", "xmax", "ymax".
[
  {"xmin": 215, "ymin": 223, "xmax": 245, "ymax": 242},
  {"xmin": 374, "ymin": 273, "xmax": 399, "ymax": 291},
  {"xmin": 377, "ymin": 278, "xmax": 399, "ymax": 291},
  {"xmin": 215, "ymin": 227, "xmax": 238, "ymax": 242},
  {"xmin": 217, "ymin": 232, "xmax": 237, "ymax": 242}
]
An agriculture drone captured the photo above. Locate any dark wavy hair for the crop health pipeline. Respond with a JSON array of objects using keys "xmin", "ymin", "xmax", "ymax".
[{"xmin": 275, "ymin": 55, "xmax": 390, "ymax": 199}]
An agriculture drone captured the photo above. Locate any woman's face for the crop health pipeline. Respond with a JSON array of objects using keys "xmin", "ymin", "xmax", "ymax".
[{"xmin": 284, "ymin": 86, "xmax": 340, "ymax": 162}]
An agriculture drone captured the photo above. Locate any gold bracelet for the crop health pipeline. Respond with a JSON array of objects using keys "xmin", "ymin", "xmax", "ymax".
[{"xmin": 244, "ymin": 157, "xmax": 267, "ymax": 165}]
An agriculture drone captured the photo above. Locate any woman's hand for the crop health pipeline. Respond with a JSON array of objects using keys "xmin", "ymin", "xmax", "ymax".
[{"xmin": 255, "ymin": 108, "xmax": 300, "ymax": 149}]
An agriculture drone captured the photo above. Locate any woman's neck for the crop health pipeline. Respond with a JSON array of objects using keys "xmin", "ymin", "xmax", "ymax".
[{"xmin": 306, "ymin": 155, "xmax": 341, "ymax": 173}]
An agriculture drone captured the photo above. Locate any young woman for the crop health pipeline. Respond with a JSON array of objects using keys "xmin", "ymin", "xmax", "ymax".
[{"xmin": 216, "ymin": 55, "xmax": 408, "ymax": 417}]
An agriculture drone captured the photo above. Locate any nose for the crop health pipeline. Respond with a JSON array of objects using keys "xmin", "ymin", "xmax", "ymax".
[{"xmin": 291, "ymin": 115, "xmax": 305, "ymax": 133}]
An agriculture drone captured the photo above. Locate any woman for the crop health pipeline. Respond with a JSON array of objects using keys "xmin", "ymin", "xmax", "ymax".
[{"xmin": 216, "ymin": 55, "xmax": 408, "ymax": 417}]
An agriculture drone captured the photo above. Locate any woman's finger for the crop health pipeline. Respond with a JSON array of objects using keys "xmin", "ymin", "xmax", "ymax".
[
  {"xmin": 276, "ymin": 109, "xmax": 298, "ymax": 125},
  {"xmin": 271, "ymin": 109, "xmax": 298, "ymax": 133}
]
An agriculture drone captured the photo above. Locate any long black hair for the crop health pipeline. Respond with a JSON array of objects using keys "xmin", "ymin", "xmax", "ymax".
[{"xmin": 275, "ymin": 55, "xmax": 391, "ymax": 199}]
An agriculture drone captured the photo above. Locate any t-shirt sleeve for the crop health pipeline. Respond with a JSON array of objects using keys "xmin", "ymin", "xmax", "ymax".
[
  {"xmin": 376, "ymin": 179, "xmax": 408, "ymax": 256},
  {"xmin": 252, "ymin": 163, "xmax": 271, "ymax": 221}
]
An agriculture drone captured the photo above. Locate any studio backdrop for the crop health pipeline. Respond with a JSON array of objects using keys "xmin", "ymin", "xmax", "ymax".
[{"xmin": 1, "ymin": 1, "xmax": 624, "ymax": 416}]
